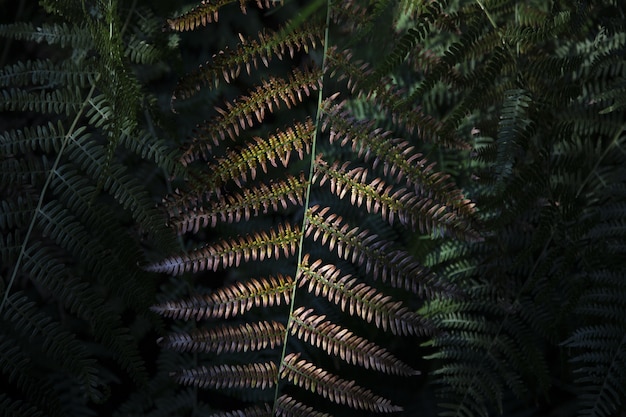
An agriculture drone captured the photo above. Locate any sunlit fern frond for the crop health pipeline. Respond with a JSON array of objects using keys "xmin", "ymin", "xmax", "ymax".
[{"xmin": 151, "ymin": 275, "xmax": 294, "ymax": 320}]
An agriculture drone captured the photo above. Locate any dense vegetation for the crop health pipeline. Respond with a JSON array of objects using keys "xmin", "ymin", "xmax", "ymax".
[{"xmin": 1, "ymin": 1, "xmax": 624, "ymax": 416}]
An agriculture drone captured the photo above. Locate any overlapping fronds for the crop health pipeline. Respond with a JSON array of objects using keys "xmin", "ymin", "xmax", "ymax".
[
  {"xmin": 150, "ymin": 1, "xmax": 480, "ymax": 415},
  {"xmin": 147, "ymin": 222, "xmax": 300, "ymax": 275},
  {"xmin": 290, "ymin": 307, "xmax": 419, "ymax": 375},
  {"xmin": 280, "ymin": 353, "xmax": 402, "ymax": 413},
  {"xmin": 0, "ymin": 1, "xmax": 181, "ymax": 415},
  {"xmin": 145, "ymin": 1, "xmax": 626, "ymax": 416}
]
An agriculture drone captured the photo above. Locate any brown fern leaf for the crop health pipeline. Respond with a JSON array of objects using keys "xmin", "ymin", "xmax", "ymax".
[
  {"xmin": 165, "ymin": 119, "xmax": 314, "ymax": 219},
  {"xmin": 146, "ymin": 222, "xmax": 301, "ymax": 275},
  {"xmin": 150, "ymin": 275, "xmax": 294, "ymax": 320},
  {"xmin": 181, "ymin": 67, "xmax": 322, "ymax": 165},
  {"xmin": 325, "ymin": 47, "xmax": 373, "ymax": 94},
  {"xmin": 296, "ymin": 258, "xmax": 435, "ymax": 336},
  {"xmin": 290, "ymin": 306, "xmax": 421, "ymax": 373},
  {"xmin": 281, "ymin": 353, "xmax": 403, "ymax": 413},
  {"xmin": 157, "ymin": 321, "xmax": 285, "ymax": 354},
  {"xmin": 172, "ymin": 361, "xmax": 277, "ymax": 389},
  {"xmin": 275, "ymin": 394, "xmax": 332, "ymax": 417},
  {"xmin": 165, "ymin": 0, "xmax": 279, "ymax": 32},
  {"xmin": 321, "ymin": 100, "xmax": 480, "ymax": 229},
  {"xmin": 173, "ymin": 22, "xmax": 323, "ymax": 102},
  {"xmin": 313, "ymin": 157, "xmax": 475, "ymax": 238},
  {"xmin": 305, "ymin": 206, "xmax": 460, "ymax": 298},
  {"xmin": 208, "ymin": 403, "xmax": 272, "ymax": 417},
  {"xmin": 172, "ymin": 173, "xmax": 308, "ymax": 234}
]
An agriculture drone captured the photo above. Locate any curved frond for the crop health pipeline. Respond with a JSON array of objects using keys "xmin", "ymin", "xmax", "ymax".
[
  {"xmin": 165, "ymin": 0, "xmax": 279, "ymax": 32},
  {"xmin": 146, "ymin": 222, "xmax": 300, "ymax": 275},
  {"xmin": 151, "ymin": 275, "xmax": 294, "ymax": 320},
  {"xmin": 173, "ymin": 22, "xmax": 322, "ymax": 101},
  {"xmin": 172, "ymin": 361, "xmax": 277, "ymax": 389},
  {"xmin": 181, "ymin": 67, "xmax": 321, "ymax": 164},
  {"xmin": 173, "ymin": 173, "xmax": 308, "ymax": 233},
  {"xmin": 297, "ymin": 257, "xmax": 435, "ymax": 336},
  {"xmin": 281, "ymin": 353, "xmax": 402, "ymax": 413},
  {"xmin": 305, "ymin": 205, "xmax": 458, "ymax": 298},
  {"xmin": 158, "ymin": 321, "xmax": 286, "ymax": 354},
  {"xmin": 290, "ymin": 306, "xmax": 420, "ymax": 374}
]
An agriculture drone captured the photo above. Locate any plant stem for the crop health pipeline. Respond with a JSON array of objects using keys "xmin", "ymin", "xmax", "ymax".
[
  {"xmin": 0, "ymin": 77, "xmax": 100, "ymax": 313},
  {"xmin": 271, "ymin": 0, "xmax": 331, "ymax": 412}
]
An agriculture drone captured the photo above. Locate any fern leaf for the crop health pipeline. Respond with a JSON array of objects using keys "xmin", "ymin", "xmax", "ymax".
[
  {"xmin": 170, "ymin": 119, "xmax": 314, "ymax": 214},
  {"xmin": 321, "ymin": 100, "xmax": 478, "ymax": 223},
  {"xmin": 290, "ymin": 306, "xmax": 420, "ymax": 375},
  {"xmin": 297, "ymin": 258, "xmax": 435, "ymax": 336},
  {"xmin": 151, "ymin": 275, "xmax": 294, "ymax": 320},
  {"xmin": 158, "ymin": 321, "xmax": 285, "ymax": 354},
  {"xmin": 314, "ymin": 157, "xmax": 474, "ymax": 238},
  {"xmin": 173, "ymin": 22, "xmax": 322, "ymax": 101},
  {"xmin": 147, "ymin": 222, "xmax": 300, "ymax": 275},
  {"xmin": 0, "ymin": 59, "xmax": 97, "ymax": 88},
  {"xmin": 0, "ymin": 22, "xmax": 92, "ymax": 49},
  {"xmin": 494, "ymin": 89, "xmax": 534, "ymax": 188},
  {"xmin": 275, "ymin": 394, "xmax": 332, "ymax": 417},
  {"xmin": 305, "ymin": 205, "xmax": 457, "ymax": 298},
  {"xmin": 281, "ymin": 353, "xmax": 402, "ymax": 413},
  {"xmin": 181, "ymin": 67, "xmax": 321, "ymax": 164},
  {"xmin": 0, "ymin": 336, "xmax": 62, "ymax": 417},
  {"xmin": 0, "ymin": 394, "xmax": 45, "ymax": 417},
  {"xmin": 2, "ymin": 292, "xmax": 103, "ymax": 401},
  {"xmin": 165, "ymin": 0, "xmax": 279, "ymax": 32},
  {"xmin": 208, "ymin": 403, "xmax": 272, "ymax": 417},
  {"xmin": 173, "ymin": 173, "xmax": 308, "ymax": 233},
  {"xmin": 172, "ymin": 361, "xmax": 277, "ymax": 389},
  {"xmin": 0, "ymin": 86, "xmax": 84, "ymax": 115}
]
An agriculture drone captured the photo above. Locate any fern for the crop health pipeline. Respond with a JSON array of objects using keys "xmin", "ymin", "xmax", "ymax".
[
  {"xmin": 0, "ymin": 1, "xmax": 182, "ymax": 415},
  {"xmin": 150, "ymin": 1, "xmax": 478, "ymax": 415}
]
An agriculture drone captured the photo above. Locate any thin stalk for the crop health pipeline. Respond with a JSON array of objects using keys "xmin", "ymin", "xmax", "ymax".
[
  {"xmin": 576, "ymin": 123, "xmax": 626, "ymax": 198},
  {"xmin": 271, "ymin": 0, "xmax": 331, "ymax": 412},
  {"xmin": 0, "ymin": 77, "xmax": 100, "ymax": 313}
]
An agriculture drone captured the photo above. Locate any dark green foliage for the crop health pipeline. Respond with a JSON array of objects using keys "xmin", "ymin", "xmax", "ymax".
[{"xmin": 0, "ymin": 0, "xmax": 182, "ymax": 415}]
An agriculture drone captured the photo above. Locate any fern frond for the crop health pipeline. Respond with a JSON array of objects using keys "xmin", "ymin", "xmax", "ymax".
[
  {"xmin": 314, "ymin": 157, "xmax": 475, "ymax": 238},
  {"xmin": 321, "ymin": 100, "xmax": 477, "ymax": 222},
  {"xmin": 0, "ymin": 394, "xmax": 45, "ymax": 417},
  {"xmin": 305, "ymin": 206, "xmax": 456, "ymax": 298},
  {"xmin": 173, "ymin": 22, "xmax": 322, "ymax": 102},
  {"xmin": 173, "ymin": 173, "xmax": 308, "ymax": 233},
  {"xmin": 297, "ymin": 258, "xmax": 435, "ymax": 336},
  {"xmin": 365, "ymin": 0, "xmax": 444, "ymax": 86},
  {"xmin": 0, "ymin": 86, "xmax": 84, "ymax": 115},
  {"xmin": 290, "ymin": 306, "xmax": 420, "ymax": 375},
  {"xmin": 1, "ymin": 292, "xmax": 103, "ymax": 401},
  {"xmin": 0, "ymin": 59, "xmax": 97, "ymax": 88},
  {"xmin": 494, "ymin": 89, "xmax": 534, "ymax": 188},
  {"xmin": 158, "ymin": 321, "xmax": 286, "ymax": 354},
  {"xmin": 182, "ymin": 67, "xmax": 321, "ymax": 164},
  {"xmin": 0, "ymin": 22, "xmax": 92, "ymax": 49},
  {"xmin": 147, "ymin": 222, "xmax": 300, "ymax": 275},
  {"xmin": 281, "ymin": 353, "xmax": 403, "ymax": 413},
  {"xmin": 151, "ymin": 275, "xmax": 294, "ymax": 320},
  {"xmin": 565, "ymin": 325, "xmax": 626, "ymax": 417},
  {"xmin": 173, "ymin": 119, "xmax": 314, "ymax": 211},
  {"xmin": 165, "ymin": 0, "xmax": 279, "ymax": 32},
  {"xmin": 208, "ymin": 403, "xmax": 273, "ymax": 417},
  {"xmin": 275, "ymin": 394, "xmax": 331, "ymax": 417},
  {"xmin": 172, "ymin": 361, "xmax": 277, "ymax": 389},
  {"xmin": 0, "ymin": 336, "xmax": 62, "ymax": 417}
]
